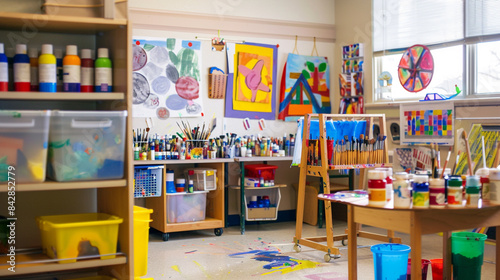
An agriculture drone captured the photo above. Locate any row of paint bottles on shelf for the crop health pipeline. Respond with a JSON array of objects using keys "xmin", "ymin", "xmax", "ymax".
[{"xmin": 0, "ymin": 43, "xmax": 112, "ymax": 92}]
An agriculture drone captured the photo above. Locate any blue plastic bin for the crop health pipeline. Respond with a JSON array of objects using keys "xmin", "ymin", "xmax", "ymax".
[{"xmin": 371, "ymin": 243, "xmax": 411, "ymax": 280}]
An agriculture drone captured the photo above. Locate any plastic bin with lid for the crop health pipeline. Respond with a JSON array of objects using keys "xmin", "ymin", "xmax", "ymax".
[
  {"xmin": 47, "ymin": 110, "xmax": 127, "ymax": 181},
  {"xmin": 36, "ymin": 213, "xmax": 123, "ymax": 263},
  {"xmin": 166, "ymin": 191, "xmax": 208, "ymax": 223},
  {"xmin": 0, "ymin": 110, "xmax": 50, "ymax": 183},
  {"xmin": 244, "ymin": 164, "xmax": 278, "ymax": 181},
  {"xmin": 184, "ymin": 168, "xmax": 217, "ymax": 191}
]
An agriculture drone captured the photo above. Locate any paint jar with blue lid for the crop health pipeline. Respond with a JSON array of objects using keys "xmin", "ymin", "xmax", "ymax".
[
  {"xmin": 166, "ymin": 170, "xmax": 176, "ymax": 193},
  {"xmin": 412, "ymin": 175, "xmax": 429, "ymax": 208}
]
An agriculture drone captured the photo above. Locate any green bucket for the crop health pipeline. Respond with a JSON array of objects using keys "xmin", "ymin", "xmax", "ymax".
[{"xmin": 451, "ymin": 232, "xmax": 487, "ymax": 280}]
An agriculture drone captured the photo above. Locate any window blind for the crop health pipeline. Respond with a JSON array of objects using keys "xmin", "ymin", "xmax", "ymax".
[
  {"xmin": 373, "ymin": 0, "xmax": 464, "ymax": 52},
  {"xmin": 466, "ymin": 0, "xmax": 500, "ymax": 37}
]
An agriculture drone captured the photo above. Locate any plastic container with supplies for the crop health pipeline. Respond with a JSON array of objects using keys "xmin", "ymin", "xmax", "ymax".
[
  {"xmin": 184, "ymin": 168, "xmax": 217, "ymax": 191},
  {"xmin": 47, "ymin": 110, "xmax": 127, "ymax": 182},
  {"xmin": 0, "ymin": 110, "xmax": 50, "ymax": 183},
  {"xmin": 244, "ymin": 164, "xmax": 278, "ymax": 181},
  {"xmin": 166, "ymin": 191, "xmax": 208, "ymax": 223},
  {"xmin": 134, "ymin": 165, "xmax": 163, "ymax": 197},
  {"xmin": 133, "ymin": 206, "xmax": 153, "ymax": 279},
  {"xmin": 36, "ymin": 213, "xmax": 123, "ymax": 264},
  {"xmin": 238, "ymin": 187, "xmax": 281, "ymax": 221}
]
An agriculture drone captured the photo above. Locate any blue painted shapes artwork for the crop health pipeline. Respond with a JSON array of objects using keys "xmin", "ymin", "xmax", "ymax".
[{"xmin": 132, "ymin": 37, "xmax": 204, "ymax": 118}]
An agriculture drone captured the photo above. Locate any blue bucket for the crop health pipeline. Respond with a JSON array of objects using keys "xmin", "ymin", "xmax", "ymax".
[{"xmin": 371, "ymin": 243, "xmax": 411, "ymax": 280}]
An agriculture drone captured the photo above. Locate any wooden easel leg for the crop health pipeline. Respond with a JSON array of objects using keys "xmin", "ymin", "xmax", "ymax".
[
  {"xmin": 443, "ymin": 231, "xmax": 452, "ymax": 280},
  {"xmin": 348, "ymin": 205, "xmax": 357, "ymax": 280}
]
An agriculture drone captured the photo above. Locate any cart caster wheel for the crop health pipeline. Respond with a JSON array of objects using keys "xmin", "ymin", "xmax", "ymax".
[
  {"xmin": 162, "ymin": 233, "xmax": 169, "ymax": 241},
  {"xmin": 342, "ymin": 239, "xmax": 347, "ymax": 246},
  {"xmin": 214, "ymin": 228, "xmax": 223, "ymax": 236},
  {"xmin": 324, "ymin": 254, "xmax": 332, "ymax": 262},
  {"xmin": 293, "ymin": 244, "xmax": 302, "ymax": 252}
]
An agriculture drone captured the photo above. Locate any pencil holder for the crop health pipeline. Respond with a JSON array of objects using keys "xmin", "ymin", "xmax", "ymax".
[{"xmin": 208, "ymin": 73, "xmax": 227, "ymax": 99}]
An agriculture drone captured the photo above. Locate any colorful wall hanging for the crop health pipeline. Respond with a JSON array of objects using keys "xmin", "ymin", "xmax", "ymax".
[
  {"xmin": 400, "ymin": 101, "xmax": 454, "ymax": 145},
  {"xmin": 225, "ymin": 42, "xmax": 277, "ymax": 120},
  {"xmin": 132, "ymin": 37, "xmax": 204, "ymax": 118},
  {"xmin": 278, "ymin": 53, "xmax": 331, "ymax": 121},
  {"xmin": 398, "ymin": 44, "xmax": 434, "ymax": 92}
]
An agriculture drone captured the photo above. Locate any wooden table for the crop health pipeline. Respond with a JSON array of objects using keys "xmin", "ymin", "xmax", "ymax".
[{"xmin": 318, "ymin": 192, "xmax": 500, "ymax": 280}]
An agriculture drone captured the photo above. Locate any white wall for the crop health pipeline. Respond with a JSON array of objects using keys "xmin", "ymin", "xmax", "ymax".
[{"xmin": 129, "ymin": 0, "xmax": 335, "ymax": 25}]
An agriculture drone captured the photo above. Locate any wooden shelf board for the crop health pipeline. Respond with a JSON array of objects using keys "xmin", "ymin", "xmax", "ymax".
[
  {"xmin": 0, "ymin": 179, "xmax": 127, "ymax": 192},
  {"xmin": 0, "ymin": 12, "xmax": 127, "ymax": 33},
  {"xmin": 163, "ymin": 217, "xmax": 223, "ymax": 233},
  {"xmin": 134, "ymin": 158, "xmax": 233, "ymax": 165},
  {"xmin": 0, "ymin": 91, "xmax": 125, "ymax": 100},
  {"xmin": 229, "ymin": 184, "xmax": 287, "ymax": 190},
  {"xmin": 0, "ymin": 254, "xmax": 126, "ymax": 276},
  {"xmin": 234, "ymin": 156, "xmax": 293, "ymax": 162}
]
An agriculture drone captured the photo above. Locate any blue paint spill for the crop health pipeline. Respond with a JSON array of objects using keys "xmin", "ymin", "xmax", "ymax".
[{"xmin": 229, "ymin": 250, "xmax": 298, "ymax": 269}]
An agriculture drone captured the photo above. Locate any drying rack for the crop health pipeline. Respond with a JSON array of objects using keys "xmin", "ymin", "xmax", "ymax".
[{"xmin": 293, "ymin": 113, "xmax": 401, "ymax": 261}]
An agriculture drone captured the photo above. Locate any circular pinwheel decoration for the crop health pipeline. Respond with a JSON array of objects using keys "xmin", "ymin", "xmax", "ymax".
[{"xmin": 398, "ymin": 44, "xmax": 434, "ymax": 92}]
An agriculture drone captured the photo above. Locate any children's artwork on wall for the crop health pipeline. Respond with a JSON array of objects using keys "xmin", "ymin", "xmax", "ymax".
[
  {"xmin": 398, "ymin": 44, "xmax": 434, "ymax": 93},
  {"xmin": 278, "ymin": 53, "xmax": 331, "ymax": 121},
  {"xmin": 132, "ymin": 37, "xmax": 204, "ymax": 118},
  {"xmin": 454, "ymin": 124, "xmax": 499, "ymax": 175},
  {"xmin": 400, "ymin": 101, "xmax": 454, "ymax": 145},
  {"xmin": 225, "ymin": 42, "xmax": 277, "ymax": 120}
]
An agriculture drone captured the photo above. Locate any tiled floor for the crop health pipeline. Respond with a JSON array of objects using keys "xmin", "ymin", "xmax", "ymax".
[{"xmin": 143, "ymin": 221, "xmax": 496, "ymax": 279}]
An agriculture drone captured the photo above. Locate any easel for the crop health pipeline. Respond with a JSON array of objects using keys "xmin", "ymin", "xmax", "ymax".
[{"xmin": 294, "ymin": 113, "xmax": 401, "ymax": 261}]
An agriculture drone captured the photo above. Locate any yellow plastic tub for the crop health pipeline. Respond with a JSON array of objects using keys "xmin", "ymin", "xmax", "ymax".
[
  {"xmin": 36, "ymin": 213, "xmax": 123, "ymax": 264},
  {"xmin": 134, "ymin": 206, "xmax": 153, "ymax": 278}
]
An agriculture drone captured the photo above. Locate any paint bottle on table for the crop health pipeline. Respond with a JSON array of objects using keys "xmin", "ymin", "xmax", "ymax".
[
  {"xmin": 54, "ymin": 48, "xmax": 63, "ymax": 92},
  {"xmin": 80, "ymin": 49, "xmax": 94, "ymax": 92},
  {"xmin": 367, "ymin": 170, "xmax": 387, "ymax": 207},
  {"xmin": 63, "ymin": 45, "xmax": 81, "ymax": 92},
  {"xmin": 393, "ymin": 172, "xmax": 411, "ymax": 208},
  {"xmin": 475, "ymin": 168, "xmax": 490, "ymax": 203},
  {"xmin": 0, "ymin": 43, "xmax": 8, "ymax": 91},
  {"xmin": 28, "ymin": 48, "xmax": 39, "ymax": 91},
  {"xmin": 447, "ymin": 176, "xmax": 463, "ymax": 207},
  {"xmin": 466, "ymin": 175, "xmax": 481, "ymax": 208},
  {"xmin": 166, "ymin": 170, "xmax": 176, "ymax": 193},
  {"xmin": 13, "ymin": 44, "xmax": 30, "ymax": 91},
  {"xmin": 429, "ymin": 178, "xmax": 446, "ymax": 208},
  {"xmin": 376, "ymin": 167, "xmax": 393, "ymax": 202},
  {"xmin": 412, "ymin": 175, "xmax": 429, "ymax": 208},
  {"xmin": 489, "ymin": 169, "xmax": 500, "ymax": 205},
  {"xmin": 95, "ymin": 48, "xmax": 112, "ymax": 92},
  {"xmin": 38, "ymin": 44, "xmax": 57, "ymax": 92},
  {"xmin": 134, "ymin": 146, "xmax": 140, "ymax": 160},
  {"xmin": 176, "ymin": 178, "xmax": 186, "ymax": 193}
]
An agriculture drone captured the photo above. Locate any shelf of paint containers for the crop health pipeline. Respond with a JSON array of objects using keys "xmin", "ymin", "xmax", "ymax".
[{"xmin": 0, "ymin": 43, "xmax": 113, "ymax": 93}]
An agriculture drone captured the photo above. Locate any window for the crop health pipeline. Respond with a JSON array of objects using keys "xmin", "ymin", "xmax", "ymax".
[{"xmin": 373, "ymin": 0, "xmax": 500, "ymax": 101}]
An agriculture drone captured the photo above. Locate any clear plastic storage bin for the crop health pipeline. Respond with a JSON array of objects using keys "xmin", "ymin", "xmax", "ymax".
[
  {"xmin": 47, "ymin": 111, "xmax": 127, "ymax": 181},
  {"xmin": 0, "ymin": 110, "xmax": 50, "ymax": 183},
  {"xmin": 166, "ymin": 191, "xmax": 208, "ymax": 223},
  {"xmin": 184, "ymin": 168, "xmax": 217, "ymax": 191}
]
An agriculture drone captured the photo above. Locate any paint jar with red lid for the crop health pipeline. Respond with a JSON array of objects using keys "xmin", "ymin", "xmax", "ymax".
[{"xmin": 368, "ymin": 170, "xmax": 387, "ymax": 207}]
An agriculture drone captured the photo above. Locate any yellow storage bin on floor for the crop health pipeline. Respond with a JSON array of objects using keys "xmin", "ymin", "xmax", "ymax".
[
  {"xmin": 134, "ymin": 206, "xmax": 153, "ymax": 279},
  {"xmin": 36, "ymin": 213, "xmax": 123, "ymax": 264}
]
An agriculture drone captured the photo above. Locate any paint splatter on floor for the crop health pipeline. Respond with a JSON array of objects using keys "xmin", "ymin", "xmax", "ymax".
[
  {"xmin": 171, "ymin": 265, "xmax": 181, "ymax": 274},
  {"xmin": 229, "ymin": 250, "xmax": 320, "ymax": 275},
  {"xmin": 185, "ymin": 250, "xmax": 197, "ymax": 254}
]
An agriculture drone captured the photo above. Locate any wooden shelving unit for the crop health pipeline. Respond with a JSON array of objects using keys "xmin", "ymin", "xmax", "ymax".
[
  {"xmin": 0, "ymin": 11, "xmax": 133, "ymax": 278},
  {"xmin": 294, "ymin": 114, "xmax": 397, "ymax": 262},
  {"xmin": 142, "ymin": 160, "xmax": 226, "ymax": 241}
]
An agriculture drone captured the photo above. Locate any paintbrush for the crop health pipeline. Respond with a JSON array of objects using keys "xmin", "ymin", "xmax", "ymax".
[
  {"xmin": 493, "ymin": 140, "xmax": 500, "ymax": 168},
  {"xmin": 441, "ymin": 146, "xmax": 453, "ymax": 179},
  {"xmin": 482, "ymin": 135, "xmax": 487, "ymax": 168},
  {"xmin": 462, "ymin": 131, "xmax": 474, "ymax": 175}
]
